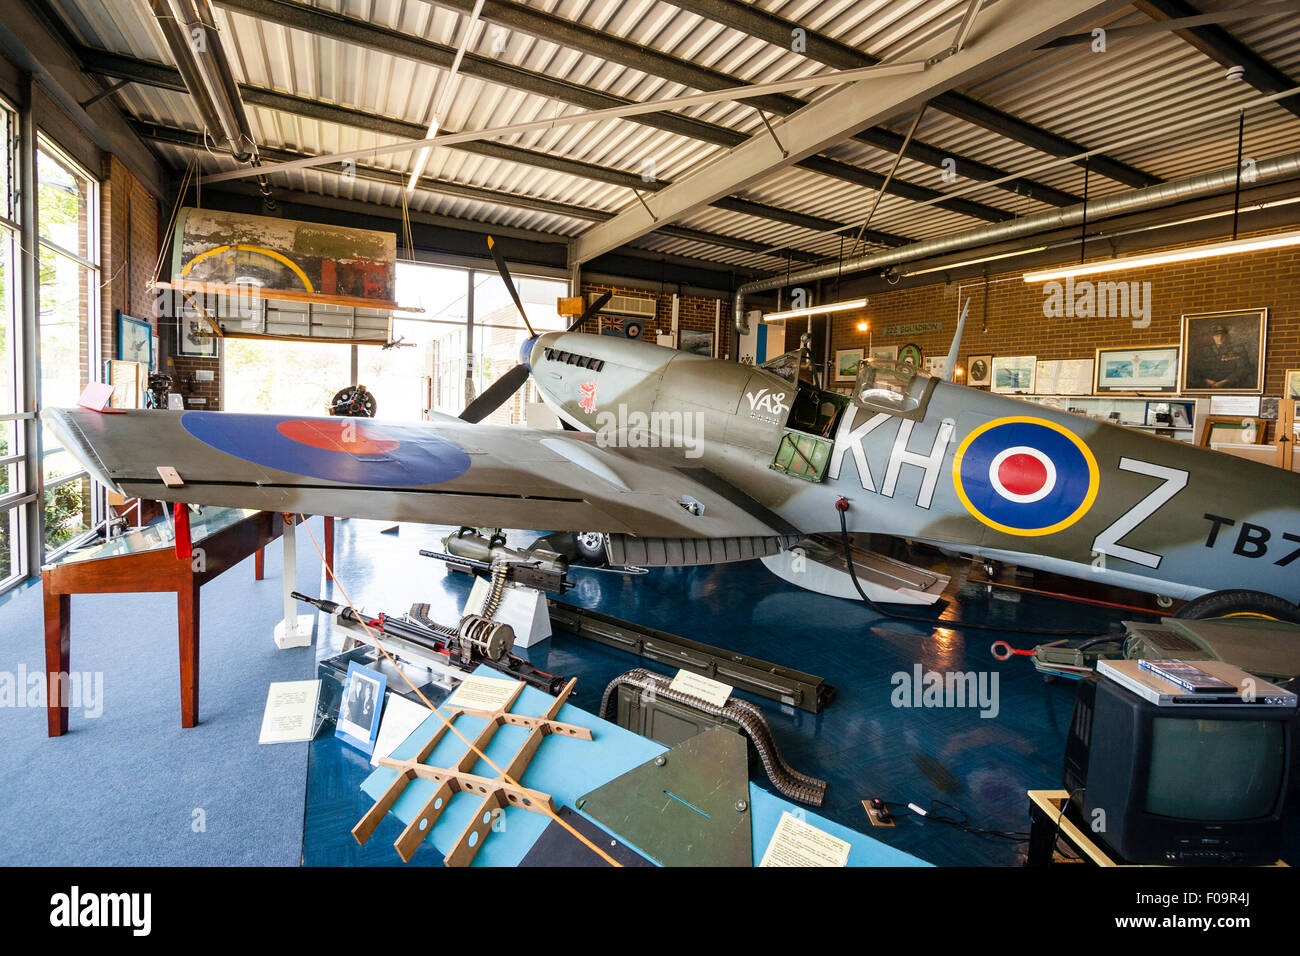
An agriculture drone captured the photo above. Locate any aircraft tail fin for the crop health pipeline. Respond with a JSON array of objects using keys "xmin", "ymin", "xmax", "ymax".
[{"xmin": 941, "ymin": 297, "xmax": 971, "ymax": 383}]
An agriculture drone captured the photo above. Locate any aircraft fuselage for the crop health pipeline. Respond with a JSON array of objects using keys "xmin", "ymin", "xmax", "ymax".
[{"xmin": 527, "ymin": 330, "xmax": 1300, "ymax": 605}]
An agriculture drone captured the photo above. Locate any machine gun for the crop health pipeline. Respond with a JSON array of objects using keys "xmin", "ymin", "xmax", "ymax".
[
  {"xmin": 422, "ymin": 527, "xmax": 573, "ymax": 595},
  {"xmin": 291, "ymin": 592, "xmax": 568, "ymax": 695}
]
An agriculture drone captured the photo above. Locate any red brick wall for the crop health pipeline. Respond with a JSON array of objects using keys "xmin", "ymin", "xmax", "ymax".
[
  {"xmin": 101, "ymin": 154, "xmax": 160, "ymax": 374},
  {"xmin": 820, "ymin": 229, "xmax": 1299, "ymax": 404},
  {"xmin": 169, "ymin": 354, "xmax": 221, "ymax": 410},
  {"xmin": 581, "ymin": 282, "xmax": 732, "ymax": 358}
]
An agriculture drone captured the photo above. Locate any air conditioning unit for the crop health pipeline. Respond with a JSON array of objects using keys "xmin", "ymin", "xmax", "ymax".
[{"xmin": 588, "ymin": 291, "xmax": 656, "ymax": 320}]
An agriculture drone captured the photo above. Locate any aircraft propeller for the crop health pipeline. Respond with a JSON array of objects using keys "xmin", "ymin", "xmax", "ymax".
[{"xmin": 458, "ymin": 239, "xmax": 611, "ymax": 423}]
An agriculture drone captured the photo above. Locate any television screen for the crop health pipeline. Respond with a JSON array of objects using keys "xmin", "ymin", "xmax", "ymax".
[{"xmin": 1146, "ymin": 718, "xmax": 1285, "ymax": 820}]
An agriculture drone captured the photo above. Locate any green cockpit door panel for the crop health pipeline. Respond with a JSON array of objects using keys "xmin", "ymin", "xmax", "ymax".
[{"xmin": 771, "ymin": 430, "xmax": 833, "ymax": 482}]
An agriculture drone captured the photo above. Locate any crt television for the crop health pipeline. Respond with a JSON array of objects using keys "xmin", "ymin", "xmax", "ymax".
[{"xmin": 1064, "ymin": 676, "xmax": 1296, "ymax": 865}]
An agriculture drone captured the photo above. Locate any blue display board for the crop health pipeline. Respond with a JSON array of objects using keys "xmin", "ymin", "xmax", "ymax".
[{"xmin": 361, "ymin": 667, "xmax": 929, "ymax": 867}]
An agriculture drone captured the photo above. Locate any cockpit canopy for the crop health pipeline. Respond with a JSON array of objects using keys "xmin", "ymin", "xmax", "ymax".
[{"xmin": 852, "ymin": 360, "xmax": 936, "ymax": 420}]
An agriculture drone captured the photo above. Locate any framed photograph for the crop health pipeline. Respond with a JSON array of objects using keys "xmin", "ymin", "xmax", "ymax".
[
  {"xmin": 679, "ymin": 328, "xmax": 714, "ymax": 357},
  {"xmin": 335, "ymin": 662, "xmax": 387, "ymax": 755},
  {"xmin": 1179, "ymin": 308, "xmax": 1266, "ymax": 395},
  {"xmin": 990, "ymin": 355, "xmax": 1036, "ymax": 394},
  {"xmin": 869, "ymin": 344, "xmax": 898, "ymax": 364},
  {"xmin": 117, "ymin": 311, "xmax": 152, "ymax": 366},
  {"xmin": 1093, "ymin": 345, "xmax": 1179, "ymax": 394},
  {"xmin": 1201, "ymin": 416, "xmax": 1266, "ymax": 448},
  {"xmin": 924, "ymin": 356, "xmax": 947, "ymax": 378},
  {"xmin": 1285, "ymin": 369, "xmax": 1300, "ymax": 400},
  {"xmin": 178, "ymin": 316, "xmax": 219, "ymax": 357},
  {"xmin": 834, "ymin": 348, "xmax": 864, "ymax": 382},
  {"xmin": 898, "ymin": 343, "xmax": 923, "ymax": 367},
  {"xmin": 966, "ymin": 355, "xmax": 992, "ymax": 387}
]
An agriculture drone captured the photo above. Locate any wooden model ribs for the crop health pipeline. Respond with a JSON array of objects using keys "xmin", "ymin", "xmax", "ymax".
[{"xmin": 352, "ymin": 678, "xmax": 593, "ymax": 866}]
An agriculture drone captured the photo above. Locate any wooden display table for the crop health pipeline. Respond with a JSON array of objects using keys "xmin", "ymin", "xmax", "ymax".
[{"xmin": 41, "ymin": 508, "xmax": 335, "ymax": 736}]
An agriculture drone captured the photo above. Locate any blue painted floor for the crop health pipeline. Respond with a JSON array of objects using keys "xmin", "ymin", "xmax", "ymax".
[{"xmin": 303, "ymin": 520, "xmax": 1300, "ymax": 867}]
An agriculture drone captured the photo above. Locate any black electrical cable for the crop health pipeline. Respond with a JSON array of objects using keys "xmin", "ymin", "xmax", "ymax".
[
  {"xmin": 835, "ymin": 497, "xmax": 1114, "ymax": 638},
  {"xmin": 872, "ymin": 798, "xmax": 1030, "ymax": 843}
]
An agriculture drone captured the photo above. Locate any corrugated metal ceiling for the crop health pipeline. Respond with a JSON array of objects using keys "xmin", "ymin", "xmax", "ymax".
[{"xmin": 41, "ymin": 0, "xmax": 1300, "ymax": 274}]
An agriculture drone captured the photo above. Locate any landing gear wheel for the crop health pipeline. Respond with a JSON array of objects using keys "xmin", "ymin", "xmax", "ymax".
[
  {"xmin": 573, "ymin": 531, "xmax": 608, "ymax": 565},
  {"xmin": 1174, "ymin": 589, "xmax": 1300, "ymax": 624}
]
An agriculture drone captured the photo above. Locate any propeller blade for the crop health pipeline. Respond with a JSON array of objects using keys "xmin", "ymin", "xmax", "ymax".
[
  {"xmin": 486, "ymin": 236, "xmax": 534, "ymax": 336},
  {"xmin": 458, "ymin": 362, "xmax": 530, "ymax": 423},
  {"xmin": 566, "ymin": 290, "xmax": 612, "ymax": 333}
]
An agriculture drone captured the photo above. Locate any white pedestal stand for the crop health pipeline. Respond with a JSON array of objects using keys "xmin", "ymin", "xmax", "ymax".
[
  {"xmin": 275, "ymin": 515, "xmax": 315, "ymax": 649},
  {"xmin": 463, "ymin": 579, "xmax": 552, "ymax": 648}
]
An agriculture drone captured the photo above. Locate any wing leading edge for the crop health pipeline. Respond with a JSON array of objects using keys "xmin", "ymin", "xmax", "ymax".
[{"xmin": 44, "ymin": 407, "xmax": 799, "ymax": 543}]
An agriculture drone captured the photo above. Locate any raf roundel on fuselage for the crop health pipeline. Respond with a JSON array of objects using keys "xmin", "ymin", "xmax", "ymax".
[
  {"xmin": 180, "ymin": 412, "xmax": 473, "ymax": 487},
  {"xmin": 952, "ymin": 416, "xmax": 1100, "ymax": 537}
]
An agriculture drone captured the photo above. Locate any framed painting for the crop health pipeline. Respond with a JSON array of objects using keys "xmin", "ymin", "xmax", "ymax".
[
  {"xmin": 834, "ymin": 348, "xmax": 864, "ymax": 382},
  {"xmin": 116, "ymin": 311, "xmax": 152, "ymax": 366},
  {"xmin": 990, "ymin": 355, "xmax": 1036, "ymax": 394},
  {"xmin": 679, "ymin": 328, "xmax": 714, "ymax": 357},
  {"xmin": 1094, "ymin": 345, "xmax": 1179, "ymax": 394},
  {"xmin": 179, "ymin": 316, "xmax": 219, "ymax": 357},
  {"xmin": 1179, "ymin": 308, "xmax": 1266, "ymax": 395}
]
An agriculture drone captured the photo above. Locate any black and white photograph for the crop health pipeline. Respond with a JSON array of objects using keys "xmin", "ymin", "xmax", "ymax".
[
  {"xmin": 335, "ymin": 663, "xmax": 386, "ymax": 754},
  {"xmin": 966, "ymin": 354, "xmax": 992, "ymax": 387}
]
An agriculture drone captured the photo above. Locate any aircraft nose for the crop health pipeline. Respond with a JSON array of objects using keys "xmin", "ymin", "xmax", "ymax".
[{"xmin": 519, "ymin": 333, "xmax": 540, "ymax": 368}]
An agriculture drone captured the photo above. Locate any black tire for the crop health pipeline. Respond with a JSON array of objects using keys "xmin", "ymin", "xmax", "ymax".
[
  {"xmin": 1175, "ymin": 589, "xmax": 1300, "ymax": 624},
  {"xmin": 572, "ymin": 531, "xmax": 608, "ymax": 565}
]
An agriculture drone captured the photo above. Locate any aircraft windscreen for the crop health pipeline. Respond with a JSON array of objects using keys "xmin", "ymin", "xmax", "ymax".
[{"xmin": 854, "ymin": 361, "xmax": 932, "ymax": 416}]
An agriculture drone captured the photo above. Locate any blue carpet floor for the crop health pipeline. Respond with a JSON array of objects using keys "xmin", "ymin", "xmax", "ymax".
[{"xmin": 0, "ymin": 516, "xmax": 325, "ymax": 866}]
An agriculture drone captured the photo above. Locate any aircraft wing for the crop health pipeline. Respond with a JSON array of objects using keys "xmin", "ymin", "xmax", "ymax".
[{"xmin": 45, "ymin": 407, "xmax": 798, "ymax": 542}]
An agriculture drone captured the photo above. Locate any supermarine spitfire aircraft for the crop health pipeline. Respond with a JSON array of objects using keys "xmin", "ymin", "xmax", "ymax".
[{"xmin": 44, "ymin": 245, "xmax": 1300, "ymax": 621}]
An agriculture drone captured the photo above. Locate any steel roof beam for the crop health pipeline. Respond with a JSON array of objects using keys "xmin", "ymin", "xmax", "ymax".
[
  {"xmin": 78, "ymin": 46, "xmax": 664, "ymax": 190},
  {"xmin": 660, "ymin": 0, "xmax": 1161, "ymax": 188},
  {"xmin": 1135, "ymin": 0, "xmax": 1300, "ymax": 121},
  {"xmin": 570, "ymin": 0, "xmax": 1131, "ymax": 262},
  {"xmin": 213, "ymin": 0, "xmax": 1044, "ymax": 213},
  {"xmin": 213, "ymin": 0, "xmax": 740, "ymax": 148},
  {"xmin": 135, "ymin": 122, "xmax": 842, "ymax": 261}
]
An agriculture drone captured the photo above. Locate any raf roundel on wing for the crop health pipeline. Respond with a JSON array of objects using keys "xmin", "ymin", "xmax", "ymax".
[
  {"xmin": 952, "ymin": 417, "xmax": 1099, "ymax": 537},
  {"xmin": 180, "ymin": 413, "xmax": 473, "ymax": 487}
]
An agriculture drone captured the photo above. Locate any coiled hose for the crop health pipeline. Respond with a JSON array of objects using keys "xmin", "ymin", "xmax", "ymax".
[{"xmin": 600, "ymin": 668, "xmax": 827, "ymax": 806}]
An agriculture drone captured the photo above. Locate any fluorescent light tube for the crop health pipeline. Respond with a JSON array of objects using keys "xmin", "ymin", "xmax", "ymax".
[
  {"xmin": 1023, "ymin": 229, "xmax": 1300, "ymax": 282},
  {"xmin": 763, "ymin": 298, "xmax": 869, "ymax": 322}
]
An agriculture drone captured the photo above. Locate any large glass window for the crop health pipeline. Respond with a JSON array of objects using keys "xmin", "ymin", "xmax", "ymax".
[
  {"xmin": 36, "ymin": 138, "xmax": 100, "ymax": 558},
  {"xmin": 0, "ymin": 100, "xmax": 25, "ymax": 588},
  {"xmin": 467, "ymin": 270, "xmax": 567, "ymax": 425}
]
